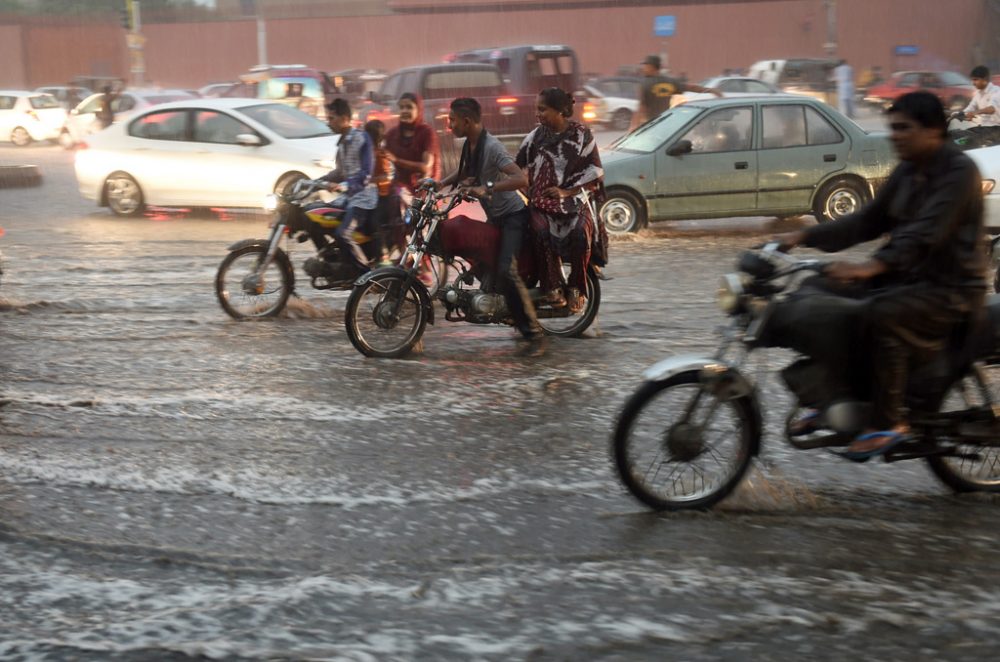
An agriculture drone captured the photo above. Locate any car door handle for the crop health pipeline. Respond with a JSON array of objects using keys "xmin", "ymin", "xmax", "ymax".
[
  {"xmin": 735, "ymin": 161, "xmax": 748, "ymax": 169},
  {"xmin": 823, "ymin": 154, "xmax": 837, "ymax": 162}
]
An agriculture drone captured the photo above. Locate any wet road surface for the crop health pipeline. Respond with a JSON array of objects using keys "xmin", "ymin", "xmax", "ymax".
[{"xmin": 1, "ymin": 144, "xmax": 1000, "ymax": 660}]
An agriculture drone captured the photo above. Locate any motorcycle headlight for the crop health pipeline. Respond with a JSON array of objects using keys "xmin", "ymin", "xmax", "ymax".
[
  {"xmin": 263, "ymin": 194, "xmax": 280, "ymax": 212},
  {"xmin": 716, "ymin": 273, "xmax": 746, "ymax": 314}
]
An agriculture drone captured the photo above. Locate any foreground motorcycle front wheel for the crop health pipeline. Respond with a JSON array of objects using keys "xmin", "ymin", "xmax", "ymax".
[
  {"xmin": 344, "ymin": 272, "xmax": 428, "ymax": 358},
  {"xmin": 536, "ymin": 268, "xmax": 601, "ymax": 337},
  {"xmin": 215, "ymin": 245, "xmax": 293, "ymax": 319},
  {"xmin": 926, "ymin": 360, "xmax": 1000, "ymax": 493},
  {"xmin": 612, "ymin": 370, "xmax": 755, "ymax": 511}
]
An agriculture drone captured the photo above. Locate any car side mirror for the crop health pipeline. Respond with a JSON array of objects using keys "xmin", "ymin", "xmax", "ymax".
[
  {"xmin": 667, "ymin": 139, "xmax": 693, "ymax": 156},
  {"xmin": 236, "ymin": 133, "xmax": 262, "ymax": 147}
]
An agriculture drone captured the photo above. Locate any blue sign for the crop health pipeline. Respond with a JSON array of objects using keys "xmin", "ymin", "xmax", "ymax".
[
  {"xmin": 894, "ymin": 45, "xmax": 920, "ymax": 56},
  {"xmin": 654, "ymin": 15, "xmax": 676, "ymax": 37}
]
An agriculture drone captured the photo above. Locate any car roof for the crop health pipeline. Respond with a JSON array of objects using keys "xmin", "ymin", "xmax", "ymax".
[
  {"xmin": 121, "ymin": 98, "xmax": 287, "ymax": 112},
  {"xmin": 681, "ymin": 95, "xmax": 817, "ymax": 109},
  {"xmin": 0, "ymin": 90, "xmax": 49, "ymax": 96},
  {"xmin": 392, "ymin": 62, "xmax": 501, "ymax": 74}
]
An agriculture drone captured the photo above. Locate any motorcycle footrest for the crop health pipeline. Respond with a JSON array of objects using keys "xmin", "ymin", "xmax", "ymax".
[
  {"xmin": 786, "ymin": 431, "xmax": 851, "ymax": 449},
  {"xmin": 882, "ymin": 441, "xmax": 979, "ymax": 463}
]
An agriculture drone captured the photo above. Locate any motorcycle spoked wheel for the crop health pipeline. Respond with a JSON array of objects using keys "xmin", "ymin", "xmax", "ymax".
[
  {"xmin": 536, "ymin": 268, "xmax": 601, "ymax": 338},
  {"xmin": 612, "ymin": 370, "xmax": 755, "ymax": 511},
  {"xmin": 926, "ymin": 358, "xmax": 1000, "ymax": 493},
  {"xmin": 344, "ymin": 272, "xmax": 428, "ymax": 358},
  {"xmin": 215, "ymin": 245, "xmax": 293, "ymax": 320}
]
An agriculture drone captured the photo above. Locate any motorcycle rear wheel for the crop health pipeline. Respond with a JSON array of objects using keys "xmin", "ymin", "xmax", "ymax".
[
  {"xmin": 344, "ymin": 273, "xmax": 427, "ymax": 358},
  {"xmin": 536, "ymin": 268, "xmax": 601, "ymax": 337},
  {"xmin": 612, "ymin": 370, "xmax": 754, "ymax": 511},
  {"xmin": 927, "ymin": 359, "xmax": 1000, "ymax": 493},
  {"xmin": 215, "ymin": 245, "xmax": 293, "ymax": 319}
]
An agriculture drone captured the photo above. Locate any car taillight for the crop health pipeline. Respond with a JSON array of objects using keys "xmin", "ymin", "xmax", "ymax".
[
  {"xmin": 76, "ymin": 140, "xmax": 88, "ymax": 150},
  {"xmin": 496, "ymin": 97, "xmax": 518, "ymax": 105},
  {"xmin": 582, "ymin": 102, "xmax": 598, "ymax": 122}
]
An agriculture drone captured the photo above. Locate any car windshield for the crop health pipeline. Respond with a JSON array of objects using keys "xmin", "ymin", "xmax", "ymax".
[
  {"xmin": 29, "ymin": 94, "xmax": 61, "ymax": 109},
  {"xmin": 259, "ymin": 77, "xmax": 323, "ymax": 99},
  {"xmin": 238, "ymin": 102, "xmax": 332, "ymax": 138},
  {"xmin": 610, "ymin": 105, "xmax": 702, "ymax": 153},
  {"xmin": 939, "ymin": 72, "xmax": 972, "ymax": 86}
]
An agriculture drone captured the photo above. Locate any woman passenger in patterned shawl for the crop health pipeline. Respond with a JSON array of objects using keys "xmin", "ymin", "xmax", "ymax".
[{"xmin": 516, "ymin": 87, "xmax": 607, "ymax": 314}]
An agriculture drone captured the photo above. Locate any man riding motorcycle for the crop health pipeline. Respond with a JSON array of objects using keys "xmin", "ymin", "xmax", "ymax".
[
  {"xmin": 775, "ymin": 91, "xmax": 987, "ymax": 460},
  {"xmin": 303, "ymin": 97, "xmax": 378, "ymax": 281},
  {"xmin": 952, "ymin": 65, "xmax": 1000, "ymax": 146}
]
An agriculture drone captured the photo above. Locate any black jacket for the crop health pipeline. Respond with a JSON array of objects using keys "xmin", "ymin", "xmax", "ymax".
[{"xmin": 804, "ymin": 143, "xmax": 986, "ymax": 293}]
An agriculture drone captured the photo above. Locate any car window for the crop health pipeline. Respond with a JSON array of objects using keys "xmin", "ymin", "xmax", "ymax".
[
  {"xmin": 193, "ymin": 110, "xmax": 252, "ymax": 144},
  {"xmin": 899, "ymin": 73, "xmax": 920, "ymax": 88},
  {"xmin": 399, "ymin": 71, "xmax": 421, "ymax": 96},
  {"xmin": 129, "ymin": 109, "xmax": 188, "ymax": 141},
  {"xmin": 717, "ymin": 80, "xmax": 743, "ymax": 93},
  {"xmin": 238, "ymin": 102, "xmax": 332, "ymax": 139},
  {"xmin": 744, "ymin": 80, "xmax": 774, "ymax": 94},
  {"xmin": 939, "ymin": 72, "xmax": 972, "ymax": 86},
  {"xmin": 379, "ymin": 73, "xmax": 403, "ymax": 101},
  {"xmin": 79, "ymin": 96, "xmax": 103, "ymax": 113},
  {"xmin": 0, "ymin": 96, "xmax": 15, "ymax": 110},
  {"xmin": 29, "ymin": 94, "xmax": 61, "ymax": 109},
  {"xmin": 680, "ymin": 106, "xmax": 753, "ymax": 153},
  {"xmin": 612, "ymin": 105, "xmax": 701, "ymax": 152},
  {"xmin": 114, "ymin": 95, "xmax": 135, "ymax": 112},
  {"xmin": 762, "ymin": 105, "xmax": 807, "ymax": 148},
  {"xmin": 423, "ymin": 69, "xmax": 503, "ymax": 97},
  {"xmin": 259, "ymin": 77, "xmax": 323, "ymax": 100},
  {"xmin": 804, "ymin": 106, "xmax": 842, "ymax": 145}
]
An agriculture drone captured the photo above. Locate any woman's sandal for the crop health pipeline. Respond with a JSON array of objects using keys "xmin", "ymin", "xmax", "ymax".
[
  {"xmin": 788, "ymin": 408, "xmax": 821, "ymax": 437},
  {"xmin": 566, "ymin": 287, "xmax": 586, "ymax": 314}
]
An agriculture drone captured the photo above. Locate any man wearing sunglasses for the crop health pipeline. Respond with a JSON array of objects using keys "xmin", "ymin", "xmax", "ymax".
[{"xmin": 775, "ymin": 91, "xmax": 987, "ymax": 460}]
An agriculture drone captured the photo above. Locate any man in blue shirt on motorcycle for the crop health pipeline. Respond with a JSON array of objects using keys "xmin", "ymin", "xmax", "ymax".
[{"xmin": 304, "ymin": 97, "xmax": 378, "ymax": 280}]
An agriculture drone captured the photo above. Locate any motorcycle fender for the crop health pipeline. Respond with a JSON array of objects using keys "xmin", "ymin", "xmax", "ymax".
[
  {"xmin": 642, "ymin": 354, "xmax": 763, "ymax": 455},
  {"xmin": 226, "ymin": 238, "xmax": 268, "ymax": 252},
  {"xmin": 354, "ymin": 266, "xmax": 435, "ymax": 325}
]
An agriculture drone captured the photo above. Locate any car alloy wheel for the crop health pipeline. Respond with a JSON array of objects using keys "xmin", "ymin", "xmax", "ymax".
[{"xmin": 11, "ymin": 127, "xmax": 31, "ymax": 147}]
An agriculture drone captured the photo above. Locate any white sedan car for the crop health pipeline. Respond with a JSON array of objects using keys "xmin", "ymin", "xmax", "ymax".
[
  {"xmin": 61, "ymin": 88, "xmax": 198, "ymax": 148},
  {"xmin": 75, "ymin": 98, "xmax": 338, "ymax": 216},
  {"xmin": 0, "ymin": 91, "xmax": 68, "ymax": 145}
]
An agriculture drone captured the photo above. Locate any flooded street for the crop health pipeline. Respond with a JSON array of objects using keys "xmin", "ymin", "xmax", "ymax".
[{"xmin": 2, "ymin": 144, "xmax": 1000, "ymax": 660}]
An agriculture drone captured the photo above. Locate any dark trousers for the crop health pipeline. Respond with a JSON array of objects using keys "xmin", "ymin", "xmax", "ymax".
[
  {"xmin": 777, "ymin": 276, "xmax": 974, "ymax": 428},
  {"xmin": 492, "ymin": 208, "xmax": 540, "ymax": 339},
  {"xmin": 333, "ymin": 205, "xmax": 372, "ymax": 275}
]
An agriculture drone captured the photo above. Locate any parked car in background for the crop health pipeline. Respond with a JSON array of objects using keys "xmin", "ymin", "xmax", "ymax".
[
  {"xmin": 198, "ymin": 82, "xmax": 235, "ymax": 98},
  {"xmin": 34, "ymin": 85, "xmax": 92, "ymax": 110},
  {"xmin": 358, "ymin": 62, "xmax": 518, "ymax": 173},
  {"xmin": 0, "ymin": 91, "xmax": 68, "ymax": 146},
  {"xmin": 675, "ymin": 76, "xmax": 788, "ymax": 105},
  {"xmin": 445, "ymin": 44, "xmax": 582, "ymax": 135},
  {"xmin": 864, "ymin": 71, "xmax": 974, "ymax": 112},
  {"xmin": 74, "ymin": 98, "xmax": 337, "ymax": 217},
  {"xmin": 965, "ymin": 145, "xmax": 1000, "ymax": 289},
  {"xmin": 61, "ymin": 88, "xmax": 198, "ymax": 149},
  {"xmin": 222, "ymin": 64, "xmax": 337, "ymax": 121},
  {"xmin": 598, "ymin": 95, "xmax": 895, "ymax": 233},
  {"xmin": 585, "ymin": 76, "xmax": 640, "ymax": 130},
  {"xmin": 748, "ymin": 58, "xmax": 839, "ymax": 104}
]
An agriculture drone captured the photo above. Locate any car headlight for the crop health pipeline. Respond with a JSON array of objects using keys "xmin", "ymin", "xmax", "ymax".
[
  {"xmin": 263, "ymin": 194, "xmax": 279, "ymax": 212},
  {"xmin": 716, "ymin": 273, "xmax": 746, "ymax": 314},
  {"xmin": 982, "ymin": 179, "xmax": 996, "ymax": 196}
]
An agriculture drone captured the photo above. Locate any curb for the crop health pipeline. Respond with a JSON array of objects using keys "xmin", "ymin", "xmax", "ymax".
[{"xmin": 0, "ymin": 165, "xmax": 42, "ymax": 189}]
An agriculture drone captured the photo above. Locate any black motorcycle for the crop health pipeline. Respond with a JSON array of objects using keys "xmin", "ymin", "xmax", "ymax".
[
  {"xmin": 948, "ymin": 113, "xmax": 1000, "ymax": 151},
  {"xmin": 612, "ymin": 244, "xmax": 1000, "ymax": 511},
  {"xmin": 215, "ymin": 180, "xmax": 445, "ymax": 320}
]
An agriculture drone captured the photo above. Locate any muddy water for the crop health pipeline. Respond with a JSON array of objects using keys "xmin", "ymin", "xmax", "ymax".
[{"xmin": 1, "ymin": 145, "xmax": 999, "ymax": 660}]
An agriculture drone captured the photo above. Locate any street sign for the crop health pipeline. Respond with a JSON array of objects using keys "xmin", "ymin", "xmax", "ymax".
[
  {"xmin": 654, "ymin": 15, "xmax": 676, "ymax": 37},
  {"xmin": 894, "ymin": 45, "xmax": 920, "ymax": 56}
]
